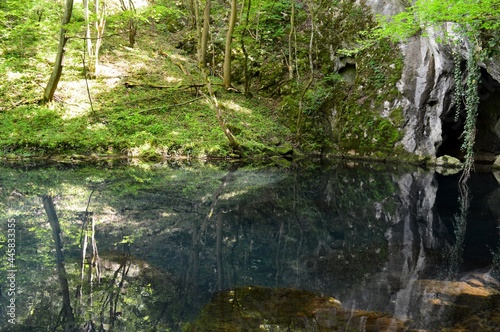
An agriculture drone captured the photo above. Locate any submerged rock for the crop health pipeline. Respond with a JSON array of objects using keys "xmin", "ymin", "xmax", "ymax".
[
  {"xmin": 410, "ymin": 273, "xmax": 500, "ymax": 331},
  {"xmin": 186, "ymin": 286, "xmax": 407, "ymax": 331}
]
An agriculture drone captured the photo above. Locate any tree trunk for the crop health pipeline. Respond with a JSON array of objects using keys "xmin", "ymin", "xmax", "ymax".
[
  {"xmin": 42, "ymin": 195, "xmax": 77, "ymax": 332},
  {"xmin": 240, "ymin": 0, "xmax": 251, "ymax": 95},
  {"xmin": 127, "ymin": 0, "xmax": 136, "ymax": 47},
  {"xmin": 288, "ymin": 2, "xmax": 295, "ymax": 80},
  {"xmin": 83, "ymin": 0, "xmax": 92, "ymax": 57},
  {"xmin": 216, "ymin": 212, "xmax": 224, "ymax": 290},
  {"xmin": 93, "ymin": 0, "xmax": 106, "ymax": 76},
  {"xmin": 223, "ymin": 0, "xmax": 237, "ymax": 88},
  {"xmin": 296, "ymin": 0, "xmax": 315, "ymax": 139},
  {"xmin": 119, "ymin": 0, "xmax": 137, "ymax": 47},
  {"xmin": 201, "ymin": 67, "xmax": 241, "ymax": 151},
  {"xmin": 199, "ymin": 0, "xmax": 211, "ymax": 68},
  {"xmin": 42, "ymin": 0, "xmax": 74, "ymax": 103}
]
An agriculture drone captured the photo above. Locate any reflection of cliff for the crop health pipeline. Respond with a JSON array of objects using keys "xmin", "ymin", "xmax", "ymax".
[
  {"xmin": 334, "ymin": 171, "xmax": 450, "ymax": 323},
  {"xmin": 344, "ymin": 171, "xmax": 500, "ymax": 331},
  {"xmin": 268, "ymin": 168, "xmax": 500, "ymax": 331},
  {"xmin": 383, "ymin": 172, "xmax": 450, "ymax": 326},
  {"xmin": 388, "ymin": 173, "xmax": 446, "ymax": 321},
  {"xmin": 3, "ymin": 163, "xmax": 499, "ymax": 330}
]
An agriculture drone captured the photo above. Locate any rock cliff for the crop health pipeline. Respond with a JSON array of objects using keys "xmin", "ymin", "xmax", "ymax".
[{"xmin": 355, "ymin": 0, "xmax": 500, "ymax": 161}]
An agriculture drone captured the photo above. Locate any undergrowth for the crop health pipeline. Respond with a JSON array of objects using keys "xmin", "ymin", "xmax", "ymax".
[{"xmin": 0, "ymin": 14, "xmax": 292, "ymax": 160}]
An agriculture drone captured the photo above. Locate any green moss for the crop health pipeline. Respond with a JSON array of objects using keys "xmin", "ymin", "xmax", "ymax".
[{"xmin": 329, "ymin": 37, "xmax": 404, "ymax": 158}]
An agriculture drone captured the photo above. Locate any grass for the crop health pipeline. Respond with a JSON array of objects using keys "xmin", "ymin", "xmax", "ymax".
[{"xmin": 0, "ymin": 20, "xmax": 293, "ymax": 161}]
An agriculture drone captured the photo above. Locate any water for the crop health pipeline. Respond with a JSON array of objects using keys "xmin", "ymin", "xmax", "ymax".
[{"xmin": 0, "ymin": 160, "xmax": 499, "ymax": 331}]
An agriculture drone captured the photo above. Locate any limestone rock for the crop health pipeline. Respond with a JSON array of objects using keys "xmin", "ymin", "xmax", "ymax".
[
  {"xmin": 435, "ymin": 155, "xmax": 462, "ymax": 167},
  {"xmin": 360, "ymin": 2, "xmax": 500, "ymax": 159},
  {"xmin": 398, "ymin": 28, "xmax": 455, "ymax": 157},
  {"xmin": 493, "ymin": 171, "xmax": 500, "ymax": 184},
  {"xmin": 435, "ymin": 155, "xmax": 463, "ymax": 174},
  {"xmin": 485, "ymin": 53, "xmax": 500, "ymax": 84},
  {"xmin": 492, "ymin": 155, "xmax": 500, "ymax": 169},
  {"xmin": 412, "ymin": 274, "xmax": 500, "ymax": 329}
]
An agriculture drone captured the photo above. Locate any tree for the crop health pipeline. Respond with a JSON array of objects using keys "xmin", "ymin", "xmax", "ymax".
[
  {"xmin": 42, "ymin": 0, "xmax": 74, "ymax": 103},
  {"xmin": 118, "ymin": 0, "xmax": 137, "ymax": 47},
  {"xmin": 42, "ymin": 195, "xmax": 77, "ymax": 332},
  {"xmin": 83, "ymin": 0, "xmax": 107, "ymax": 77},
  {"xmin": 223, "ymin": 0, "xmax": 238, "ymax": 88},
  {"xmin": 199, "ymin": 0, "xmax": 211, "ymax": 68}
]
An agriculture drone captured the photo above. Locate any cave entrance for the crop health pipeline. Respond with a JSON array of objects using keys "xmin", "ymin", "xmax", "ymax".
[
  {"xmin": 438, "ymin": 68, "xmax": 500, "ymax": 163},
  {"xmin": 438, "ymin": 107, "xmax": 465, "ymax": 159}
]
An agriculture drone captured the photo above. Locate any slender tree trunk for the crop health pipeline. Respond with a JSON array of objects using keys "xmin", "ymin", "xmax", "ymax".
[
  {"xmin": 216, "ymin": 212, "xmax": 223, "ymax": 290},
  {"xmin": 201, "ymin": 68, "xmax": 240, "ymax": 151},
  {"xmin": 119, "ymin": 0, "xmax": 137, "ymax": 47},
  {"xmin": 188, "ymin": 0, "xmax": 197, "ymax": 29},
  {"xmin": 83, "ymin": 0, "xmax": 92, "ymax": 57},
  {"xmin": 127, "ymin": 0, "xmax": 137, "ymax": 47},
  {"xmin": 42, "ymin": 0, "xmax": 74, "ymax": 103},
  {"xmin": 223, "ymin": 0, "xmax": 237, "ymax": 88},
  {"xmin": 288, "ymin": 2, "xmax": 295, "ymax": 80},
  {"xmin": 240, "ymin": 0, "xmax": 251, "ymax": 95},
  {"xmin": 93, "ymin": 0, "xmax": 106, "ymax": 76},
  {"xmin": 297, "ymin": 0, "xmax": 315, "ymax": 139},
  {"xmin": 42, "ymin": 195, "xmax": 77, "ymax": 332},
  {"xmin": 199, "ymin": 0, "xmax": 211, "ymax": 67}
]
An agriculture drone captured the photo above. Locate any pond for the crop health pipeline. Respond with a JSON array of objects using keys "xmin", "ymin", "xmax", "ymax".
[{"xmin": 0, "ymin": 160, "xmax": 499, "ymax": 331}]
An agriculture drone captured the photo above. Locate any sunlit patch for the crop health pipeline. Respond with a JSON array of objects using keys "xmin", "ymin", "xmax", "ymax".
[
  {"xmin": 219, "ymin": 190, "xmax": 248, "ymax": 200},
  {"xmin": 58, "ymin": 80, "xmax": 92, "ymax": 119},
  {"xmin": 170, "ymin": 131, "xmax": 179, "ymax": 136},
  {"xmin": 165, "ymin": 76, "xmax": 181, "ymax": 83},
  {"xmin": 160, "ymin": 212, "xmax": 176, "ymax": 217},
  {"xmin": 87, "ymin": 123, "xmax": 107, "ymax": 131},
  {"xmin": 169, "ymin": 53, "xmax": 187, "ymax": 62},
  {"xmin": 221, "ymin": 100, "xmax": 252, "ymax": 114},
  {"xmin": 97, "ymin": 63, "xmax": 121, "ymax": 78},
  {"xmin": 6, "ymin": 71, "xmax": 23, "ymax": 81}
]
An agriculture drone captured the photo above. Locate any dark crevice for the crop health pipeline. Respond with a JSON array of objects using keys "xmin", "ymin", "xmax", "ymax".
[{"xmin": 438, "ymin": 68, "xmax": 500, "ymax": 162}]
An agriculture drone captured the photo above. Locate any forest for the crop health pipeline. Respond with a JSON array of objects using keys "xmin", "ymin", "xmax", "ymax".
[
  {"xmin": 2, "ymin": 1, "xmax": 500, "ymax": 331},
  {"xmin": 1, "ymin": 0, "xmax": 498, "ymax": 164}
]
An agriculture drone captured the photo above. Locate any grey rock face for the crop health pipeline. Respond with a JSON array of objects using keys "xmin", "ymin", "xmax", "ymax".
[
  {"xmin": 397, "ymin": 31, "xmax": 455, "ymax": 157},
  {"xmin": 363, "ymin": 0, "xmax": 405, "ymax": 17},
  {"xmin": 485, "ymin": 54, "xmax": 500, "ymax": 83},
  {"xmin": 363, "ymin": 2, "xmax": 500, "ymax": 158}
]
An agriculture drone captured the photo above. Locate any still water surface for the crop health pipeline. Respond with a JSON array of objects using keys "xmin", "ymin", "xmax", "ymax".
[{"xmin": 0, "ymin": 160, "xmax": 499, "ymax": 331}]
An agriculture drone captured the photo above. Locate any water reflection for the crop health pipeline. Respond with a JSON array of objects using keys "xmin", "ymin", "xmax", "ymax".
[{"xmin": 0, "ymin": 161, "xmax": 499, "ymax": 331}]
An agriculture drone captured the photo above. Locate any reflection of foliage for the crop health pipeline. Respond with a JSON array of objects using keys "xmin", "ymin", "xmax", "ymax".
[
  {"xmin": 492, "ymin": 222, "xmax": 500, "ymax": 280},
  {"xmin": 0, "ymin": 161, "xmax": 415, "ymax": 330},
  {"xmin": 448, "ymin": 184, "xmax": 470, "ymax": 278}
]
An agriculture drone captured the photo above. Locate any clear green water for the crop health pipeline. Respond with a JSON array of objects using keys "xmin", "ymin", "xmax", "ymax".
[{"xmin": 0, "ymin": 161, "xmax": 499, "ymax": 331}]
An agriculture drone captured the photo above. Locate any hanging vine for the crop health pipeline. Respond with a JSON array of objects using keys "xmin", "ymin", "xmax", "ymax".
[{"xmin": 459, "ymin": 43, "xmax": 480, "ymax": 183}]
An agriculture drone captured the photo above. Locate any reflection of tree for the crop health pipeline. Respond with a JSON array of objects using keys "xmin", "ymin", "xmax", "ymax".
[
  {"xmin": 77, "ymin": 189, "xmax": 101, "ymax": 312},
  {"xmin": 42, "ymin": 195, "xmax": 77, "ymax": 332},
  {"xmin": 449, "ymin": 182, "xmax": 470, "ymax": 278},
  {"xmin": 100, "ymin": 253, "xmax": 131, "ymax": 330},
  {"xmin": 492, "ymin": 220, "xmax": 500, "ymax": 279},
  {"xmin": 216, "ymin": 212, "xmax": 224, "ymax": 290}
]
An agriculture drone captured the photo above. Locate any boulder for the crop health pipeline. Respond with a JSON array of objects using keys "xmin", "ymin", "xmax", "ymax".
[{"xmin": 435, "ymin": 155, "xmax": 463, "ymax": 167}]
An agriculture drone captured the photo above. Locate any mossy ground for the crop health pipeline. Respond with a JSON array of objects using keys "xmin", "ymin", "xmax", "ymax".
[{"xmin": 0, "ymin": 22, "xmax": 293, "ymax": 161}]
